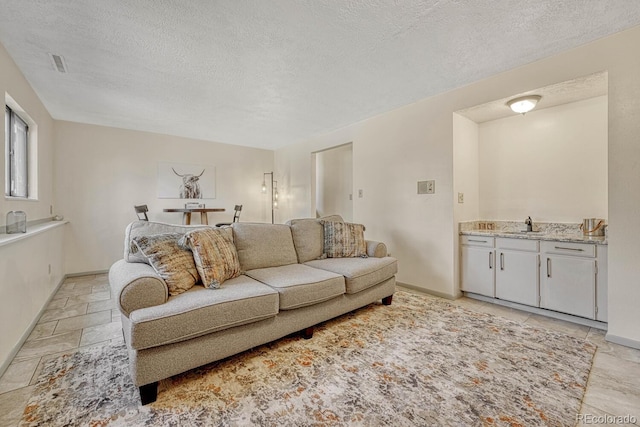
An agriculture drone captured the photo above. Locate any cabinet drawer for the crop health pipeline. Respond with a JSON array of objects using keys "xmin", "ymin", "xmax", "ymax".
[
  {"xmin": 461, "ymin": 236, "xmax": 494, "ymax": 248},
  {"xmin": 496, "ymin": 237, "xmax": 538, "ymax": 252},
  {"xmin": 540, "ymin": 241, "xmax": 595, "ymax": 257}
]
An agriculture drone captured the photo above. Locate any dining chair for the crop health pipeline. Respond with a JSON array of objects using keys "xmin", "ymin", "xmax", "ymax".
[
  {"xmin": 134, "ymin": 205, "xmax": 149, "ymax": 221},
  {"xmin": 215, "ymin": 205, "xmax": 242, "ymax": 227}
]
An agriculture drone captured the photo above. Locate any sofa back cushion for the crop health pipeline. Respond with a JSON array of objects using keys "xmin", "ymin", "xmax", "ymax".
[
  {"xmin": 232, "ymin": 223, "xmax": 298, "ymax": 271},
  {"xmin": 124, "ymin": 220, "xmax": 208, "ymax": 264},
  {"xmin": 287, "ymin": 215, "xmax": 345, "ymax": 263},
  {"xmin": 287, "ymin": 219, "xmax": 323, "ymax": 263}
]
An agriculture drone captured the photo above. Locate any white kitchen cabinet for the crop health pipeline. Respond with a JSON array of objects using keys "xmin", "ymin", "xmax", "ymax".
[
  {"xmin": 540, "ymin": 241, "xmax": 596, "ymax": 319},
  {"xmin": 459, "ymin": 234, "xmax": 607, "ymax": 324},
  {"xmin": 460, "ymin": 236, "xmax": 495, "ymax": 297},
  {"xmin": 495, "ymin": 238, "xmax": 539, "ymax": 306}
]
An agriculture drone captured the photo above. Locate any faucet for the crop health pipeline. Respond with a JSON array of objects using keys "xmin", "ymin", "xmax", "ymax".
[{"xmin": 525, "ymin": 216, "xmax": 533, "ymax": 232}]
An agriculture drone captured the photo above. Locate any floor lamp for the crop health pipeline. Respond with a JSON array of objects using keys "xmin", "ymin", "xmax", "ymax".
[{"xmin": 262, "ymin": 172, "xmax": 278, "ymax": 224}]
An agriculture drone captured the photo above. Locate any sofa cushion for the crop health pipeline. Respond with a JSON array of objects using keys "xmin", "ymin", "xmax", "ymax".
[
  {"xmin": 287, "ymin": 215, "xmax": 346, "ymax": 263},
  {"xmin": 322, "ymin": 221, "xmax": 368, "ymax": 258},
  {"xmin": 125, "ymin": 220, "xmax": 209, "ymax": 264},
  {"xmin": 288, "ymin": 218, "xmax": 324, "ymax": 263},
  {"xmin": 305, "ymin": 257, "xmax": 398, "ymax": 294},
  {"xmin": 180, "ymin": 227, "xmax": 241, "ymax": 289},
  {"xmin": 128, "ymin": 275, "xmax": 279, "ymax": 350},
  {"xmin": 232, "ymin": 223, "xmax": 298, "ymax": 271},
  {"xmin": 246, "ymin": 264, "xmax": 345, "ymax": 310},
  {"xmin": 132, "ymin": 233, "xmax": 199, "ymax": 296}
]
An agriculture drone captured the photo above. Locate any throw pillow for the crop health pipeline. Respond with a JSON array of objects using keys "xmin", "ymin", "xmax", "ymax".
[
  {"xmin": 322, "ymin": 221, "xmax": 368, "ymax": 258},
  {"xmin": 132, "ymin": 233, "xmax": 199, "ymax": 296},
  {"xmin": 180, "ymin": 227, "xmax": 242, "ymax": 289}
]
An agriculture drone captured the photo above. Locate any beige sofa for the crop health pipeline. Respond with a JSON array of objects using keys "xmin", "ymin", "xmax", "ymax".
[{"xmin": 109, "ymin": 217, "xmax": 397, "ymax": 404}]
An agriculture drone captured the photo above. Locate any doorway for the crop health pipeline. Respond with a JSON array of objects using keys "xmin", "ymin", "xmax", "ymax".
[{"xmin": 312, "ymin": 143, "xmax": 353, "ymax": 221}]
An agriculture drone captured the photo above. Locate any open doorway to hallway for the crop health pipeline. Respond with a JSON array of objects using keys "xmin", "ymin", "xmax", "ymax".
[{"xmin": 312, "ymin": 143, "xmax": 353, "ymax": 222}]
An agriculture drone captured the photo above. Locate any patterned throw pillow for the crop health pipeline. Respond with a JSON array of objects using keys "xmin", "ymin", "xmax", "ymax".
[
  {"xmin": 322, "ymin": 221, "xmax": 368, "ymax": 258},
  {"xmin": 132, "ymin": 233, "xmax": 199, "ymax": 296},
  {"xmin": 180, "ymin": 227, "xmax": 242, "ymax": 289}
]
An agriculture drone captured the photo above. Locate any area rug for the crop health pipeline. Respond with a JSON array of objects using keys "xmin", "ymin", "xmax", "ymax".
[{"xmin": 21, "ymin": 291, "xmax": 596, "ymax": 426}]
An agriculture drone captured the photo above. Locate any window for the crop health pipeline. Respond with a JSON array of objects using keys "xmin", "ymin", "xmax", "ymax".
[{"xmin": 5, "ymin": 105, "xmax": 29, "ymax": 198}]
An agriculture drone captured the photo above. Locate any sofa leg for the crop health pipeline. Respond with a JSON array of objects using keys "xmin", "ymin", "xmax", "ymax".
[
  {"xmin": 382, "ymin": 295, "xmax": 393, "ymax": 305},
  {"xmin": 302, "ymin": 326, "xmax": 314, "ymax": 340},
  {"xmin": 139, "ymin": 382, "xmax": 158, "ymax": 405}
]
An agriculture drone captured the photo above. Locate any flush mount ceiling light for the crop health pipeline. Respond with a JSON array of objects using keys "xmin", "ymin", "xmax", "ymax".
[{"xmin": 507, "ymin": 95, "xmax": 541, "ymax": 114}]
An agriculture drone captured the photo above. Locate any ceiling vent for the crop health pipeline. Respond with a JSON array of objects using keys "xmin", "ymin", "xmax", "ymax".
[{"xmin": 48, "ymin": 53, "xmax": 68, "ymax": 73}]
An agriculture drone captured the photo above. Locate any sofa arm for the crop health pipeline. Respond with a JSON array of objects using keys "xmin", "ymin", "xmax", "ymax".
[
  {"xmin": 109, "ymin": 259, "xmax": 169, "ymax": 318},
  {"xmin": 366, "ymin": 240, "xmax": 388, "ymax": 258}
]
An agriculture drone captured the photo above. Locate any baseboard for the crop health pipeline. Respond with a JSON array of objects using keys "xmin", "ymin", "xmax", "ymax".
[
  {"xmin": 0, "ymin": 274, "xmax": 68, "ymax": 379},
  {"xmin": 463, "ymin": 292, "xmax": 608, "ymax": 331},
  {"xmin": 396, "ymin": 282, "xmax": 460, "ymax": 300},
  {"xmin": 605, "ymin": 333, "xmax": 640, "ymax": 350},
  {"xmin": 65, "ymin": 269, "xmax": 109, "ymax": 277}
]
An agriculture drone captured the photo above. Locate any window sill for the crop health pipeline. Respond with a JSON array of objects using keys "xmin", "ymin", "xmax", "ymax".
[
  {"xmin": 0, "ymin": 220, "xmax": 68, "ymax": 248},
  {"xmin": 4, "ymin": 196, "xmax": 39, "ymax": 202}
]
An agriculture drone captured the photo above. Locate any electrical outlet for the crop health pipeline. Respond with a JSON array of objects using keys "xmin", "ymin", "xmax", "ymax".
[
  {"xmin": 349, "ymin": 194, "xmax": 353, "ymax": 201},
  {"xmin": 458, "ymin": 192, "xmax": 464, "ymax": 203},
  {"xmin": 358, "ymin": 189, "xmax": 363, "ymax": 198}
]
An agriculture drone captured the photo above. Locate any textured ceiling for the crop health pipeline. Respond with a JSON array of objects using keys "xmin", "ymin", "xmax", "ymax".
[
  {"xmin": 0, "ymin": 1, "xmax": 639, "ymax": 149},
  {"xmin": 457, "ymin": 72, "xmax": 608, "ymax": 123}
]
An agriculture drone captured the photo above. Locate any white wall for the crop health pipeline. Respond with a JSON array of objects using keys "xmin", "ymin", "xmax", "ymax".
[
  {"xmin": 0, "ymin": 226, "xmax": 65, "ymax": 372},
  {"xmin": 0, "ymin": 42, "xmax": 64, "ymax": 372},
  {"xmin": 315, "ymin": 144, "xmax": 353, "ymax": 221},
  {"xmin": 54, "ymin": 121, "xmax": 273, "ymax": 274},
  {"xmin": 276, "ymin": 26, "xmax": 640, "ymax": 347},
  {"xmin": 453, "ymin": 113, "xmax": 480, "ymax": 293},
  {"xmin": 606, "ymin": 28, "xmax": 640, "ymax": 348},
  {"xmin": 453, "ymin": 113, "xmax": 480, "ymax": 223},
  {"xmin": 278, "ymin": 97, "xmax": 457, "ymax": 296},
  {"xmin": 0, "ymin": 43, "xmax": 55, "ymax": 224},
  {"xmin": 478, "ymin": 96, "xmax": 607, "ymax": 222}
]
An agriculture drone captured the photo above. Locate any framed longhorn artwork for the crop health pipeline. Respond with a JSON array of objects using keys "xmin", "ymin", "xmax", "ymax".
[{"xmin": 157, "ymin": 162, "xmax": 216, "ymax": 199}]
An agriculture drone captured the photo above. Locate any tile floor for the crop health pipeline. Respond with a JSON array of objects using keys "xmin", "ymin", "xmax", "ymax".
[{"xmin": 0, "ymin": 276, "xmax": 638, "ymax": 426}]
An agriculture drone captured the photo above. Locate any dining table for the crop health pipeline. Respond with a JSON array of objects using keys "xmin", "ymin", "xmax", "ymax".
[{"xmin": 163, "ymin": 208, "xmax": 225, "ymax": 225}]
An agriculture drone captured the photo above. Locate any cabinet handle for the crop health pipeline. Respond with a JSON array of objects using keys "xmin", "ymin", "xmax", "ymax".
[
  {"xmin": 547, "ymin": 258, "xmax": 551, "ymax": 278},
  {"xmin": 554, "ymin": 246, "xmax": 584, "ymax": 252},
  {"xmin": 489, "ymin": 252, "xmax": 493, "ymax": 269},
  {"xmin": 500, "ymin": 252, "xmax": 504, "ymax": 270},
  {"xmin": 468, "ymin": 239, "xmax": 488, "ymax": 243}
]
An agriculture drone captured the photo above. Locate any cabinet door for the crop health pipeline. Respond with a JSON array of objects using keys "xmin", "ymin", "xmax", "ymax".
[
  {"xmin": 541, "ymin": 255, "xmax": 595, "ymax": 319},
  {"xmin": 461, "ymin": 246, "xmax": 495, "ymax": 297},
  {"xmin": 495, "ymin": 250, "xmax": 539, "ymax": 306}
]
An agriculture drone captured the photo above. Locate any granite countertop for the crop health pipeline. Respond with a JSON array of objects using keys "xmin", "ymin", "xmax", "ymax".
[{"xmin": 459, "ymin": 220, "xmax": 607, "ymax": 245}]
